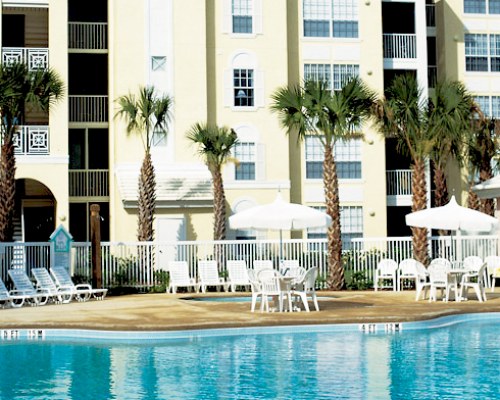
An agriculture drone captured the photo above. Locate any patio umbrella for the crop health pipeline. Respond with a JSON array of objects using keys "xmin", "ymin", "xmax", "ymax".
[{"xmin": 229, "ymin": 193, "xmax": 332, "ymax": 260}]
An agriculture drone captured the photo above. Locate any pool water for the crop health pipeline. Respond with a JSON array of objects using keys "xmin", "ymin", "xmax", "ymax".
[{"xmin": 0, "ymin": 316, "xmax": 498, "ymax": 399}]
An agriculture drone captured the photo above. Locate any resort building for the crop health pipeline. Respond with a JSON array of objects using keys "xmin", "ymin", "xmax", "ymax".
[{"xmin": 1, "ymin": 0, "xmax": 498, "ymax": 246}]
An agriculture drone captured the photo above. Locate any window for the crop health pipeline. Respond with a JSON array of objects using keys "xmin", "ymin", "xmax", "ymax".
[
  {"xmin": 475, "ymin": 95, "xmax": 500, "ymax": 118},
  {"xmin": 490, "ymin": 34, "xmax": 500, "ymax": 71},
  {"xmin": 234, "ymin": 69, "xmax": 254, "ymax": 107},
  {"xmin": 464, "ymin": 0, "xmax": 500, "ymax": 13},
  {"xmin": 304, "ymin": 63, "xmax": 359, "ymax": 90},
  {"xmin": 307, "ymin": 206, "xmax": 363, "ymax": 250},
  {"xmin": 232, "ymin": 0, "xmax": 253, "ymax": 33},
  {"xmin": 303, "ymin": 0, "xmax": 358, "ymax": 38},
  {"xmin": 234, "ymin": 142, "xmax": 256, "ymax": 180},
  {"xmin": 465, "ymin": 33, "xmax": 500, "ymax": 72},
  {"xmin": 333, "ymin": 64, "xmax": 359, "ymax": 90},
  {"xmin": 305, "ymin": 136, "xmax": 362, "ymax": 179}
]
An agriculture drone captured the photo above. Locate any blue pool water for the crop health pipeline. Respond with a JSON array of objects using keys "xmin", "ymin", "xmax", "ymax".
[{"xmin": 0, "ymin": 314, "xmax": 498, "ymax": 400}]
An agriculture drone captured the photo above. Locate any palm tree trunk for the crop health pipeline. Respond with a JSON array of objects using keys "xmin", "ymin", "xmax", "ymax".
[
  {"xmin": 210, "ymin": 166, "xmax": 226, "ymax": 241},
  {"xmin": 0, "ymin": 138, "xmax": 16, "ymax": 242},
  {"xmin": 411, "ymin": 158, "xmax": 429, "ymax": 266},
  {"xmin": 433, "ymin": 164, "xmax": 449, "ymax": 236},
  {"xmin": 137, "ymin": 152, "xmax": 156, "ymax": 242},
  {"xmin": 467, "ymin": 185, "xmax": 481, "ymax": 210},
  {"xmin": 479, "ymin": 169, "xmax": 495, "ymax": 216},
  {"xmin": 323, "ymin": 145, "xmax": 344, "ymax": 290}
]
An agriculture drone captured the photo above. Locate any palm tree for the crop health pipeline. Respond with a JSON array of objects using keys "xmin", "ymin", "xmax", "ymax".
[
  {"xmin": 271, "ymin": 78, "xmax": 377, "ymax": 290},
  {"xmin": 0, "ymin": 61, "xmax": 63, "ymax": 242},
  {"xmin": 374, "ymin": 74, "xmax": 432, "ymax": 265},
  {"xmin": 115, "ymin": 86, "xmax": 172, "ymax": 241},
  {"xmin": 186, "ymin": 122, "xmax": 238, "ymax": 240}
]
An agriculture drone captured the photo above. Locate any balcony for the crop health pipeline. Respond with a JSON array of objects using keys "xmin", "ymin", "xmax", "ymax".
[
  {"xmin": 68, "ymin": 22, "xmax": 108, "ymax": 50},
  {"xmin": 426, "ymin": 4, "xmax": 436, "ymax": 27},
  {"xmin": 13, "ymin": 126, "xmax": 49, "ymax": 155},
  {"xmin": 383, "ymin": 34, "xmax": 417, "ymax": 59},
  {"xmin": 69, "ymin": 169, "xmax": 109, "ymax": 197},
  {"xmin": 386, "ymin": 169, "xmax": 412, "ymax": 206},
  {"xmin": 2, "ymin": 47, "xmax": 49, "ymax": 70},
  {"xmin": 69, "ymin": 95, "xmax": 108, "ymax": 123}
]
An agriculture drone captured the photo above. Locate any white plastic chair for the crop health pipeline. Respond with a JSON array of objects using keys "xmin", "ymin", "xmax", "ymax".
[
  {"xmin": 280, "ymin": 260, "xmax": 299, "ymax": 276},
  {"xmin": 247, "ymin": 269, "xmax": 262, "ymax": 312},
  {"xmin": 459, "ymin": 262, "xmax": 487, "ymax": 302},
  {"xmin": 292, "ymin": 267, "xmax": 319, "ymax": 312},
  {"xmin": 462, "ymin": 256, "xmax": 483, "ymax": 272},
  {"xmin": 226, "ymin": 260, "xmax": 250, "ymax": 292},
  {"xmin": 8, "ymin": 269, "xmax": 50, "ymax": 306},
  {"xmin": 32, "ymin": 268, "xmax": 74, "ymax": 304},
  {"xmin": 167, "ymin": 261, "xmax": 199, "ymax": 293},
  {"xmin": 198, "ymin": 260, "xmax": 228, "ymax": 293},
  {"xmin": 257, "ymin": 268, "xmax": 290, "ymax": 312},
  {"xmin": 428, "ymin": 259, "xmax": 457, "ymax": 302},
  {"xmin": 50, "ymin": 265, "xmax": 107, "ymax": 301},
  {"xmin": 484, "ymin": 255, "xmax": 500, "ymax": 291},
  {"xmin": 253, "ymin": 260, "xmax": 273, "ymax": 275},
  {"xmin": 374, "ymin": 259, "xmax": 398, "ymax": 291},
  {"xmin": 398, "ymin": 258, "xmax": 419, "ymax": 291},
  {"xmin": 414, "ymin": 261, "xmax": 430, "ymax": 301}
]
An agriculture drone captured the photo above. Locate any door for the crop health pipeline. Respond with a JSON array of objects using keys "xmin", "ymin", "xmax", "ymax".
[
  {"xmin": 156, "ymin": 217, "xmax": 186, "ymax": 270},
  {"xmin": 23, "ymin": 206, "xmax": 54, "ymax": 242}
]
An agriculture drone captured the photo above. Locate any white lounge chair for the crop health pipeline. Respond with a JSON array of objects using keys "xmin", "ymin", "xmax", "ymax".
[
  {"xmin": 428, "ymin": 259, "xmax": 457, "ymax": 302},
  {"xmin": 50, "ymin": 265, "xmax": 107, "ymax": 301},
  {"xmin": 398, "ymin": 258, "xmax": 419, "ymax": 291},
  {"xmin": 292, "ymin": 267, "xmax": 319, "ymax": 312},
  {"xmin": 226, "ymin": 260, "xmax": 250, "ymax": 292},
  {"xmin": 0, "ymin": 277, "xmax": 37, "ymax": 308},
  {"xmin": 459, "ymin": 262, "xmax": 488, "ymax": 302},
  {"xmin": 8, "ymin": 269, "xmax": 50, "ymax": 306},
  {"xmin": 167, "ymin": 261, "xmax": 199, "ymax": 293},
  {"xmin": 198, "ymin": 260, "xmax": 228, "ymax": 293},
  {"xmin": 32, "ymin": 268, "xmax": 74, "ymax": 304},
  {"xmin": 374, "ymin": 259, "xmax": 398, "ymax": 291},
  {"xmin": 485, "ymin": 255, "xmax": 500, "ymax": 292},
  {"xmin": 247, "ymin": 269, "xmax": 262, "ymax": 312}
]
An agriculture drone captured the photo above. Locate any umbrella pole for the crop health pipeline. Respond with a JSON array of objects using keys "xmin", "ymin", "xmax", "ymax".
[{"xmin": 279, "ymin": 229, "xmax": 283, "ymax": 265}]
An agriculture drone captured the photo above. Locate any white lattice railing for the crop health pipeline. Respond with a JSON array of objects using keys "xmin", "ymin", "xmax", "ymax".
[
  {"xmin": 68, "ymin": 22, "xmax": 108, "ymax": 50},
  {"xmin": 386, "ymin": 169, "xmax": 412, "ymax": 196},
  {"xmin": 2, "ymin": 47, "xmax": 49, "ymax": 70},
  {"xmin": 383, "ymin": 34, "xmax": 417, "ymax": 59},
  {"xmin": 69, "ymin": 170, "xmax": 109, "ymax": 197},
  {"xmin": 69, "ymin": 95, "xmax": 108, "ymax": 123},
  {"xmin": 13, "ymin": 125, "xmax": 49, "ymax": 155}
]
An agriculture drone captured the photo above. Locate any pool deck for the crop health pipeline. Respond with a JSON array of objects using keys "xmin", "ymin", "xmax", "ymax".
[{"xmin": 1, "ymin": 289, "xmax": 500, "ymax": 332}]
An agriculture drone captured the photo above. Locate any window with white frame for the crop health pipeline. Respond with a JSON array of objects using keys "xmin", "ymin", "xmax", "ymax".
[
  {"xmin": 475, "ymin": 95, "xmax": 500, "ymax": 118},
  {"xmin": 304, "ymin": 63, "xmax": 359, "ymax": 90},
  {"xmin": 234, "ymin": 142, "xmax": 256, "ymax": 180},
  {"xmin": 303, "ymin": 0, "xmax": 359, "ymax": 38},
  {"xmin": 234, "ymin": 68, "xmax": 254, "ymax": 107},
  {"xmin": 307, "ymin": 206, "xmax": 363, "ymax": 250},
  {"xmin": 464, "ymin": 0, "xmax": 500, "ymax": 14},
  {"xmin": 232, "ymin": 0, "xmax": 253, "ymax": 33},
  {"xmin": 465, "ymin": 33, "xmax": 500, "ymax": 72},
  {"xmin": 305, "ymin": 136, "xmax": 362, "ymax": 179}
]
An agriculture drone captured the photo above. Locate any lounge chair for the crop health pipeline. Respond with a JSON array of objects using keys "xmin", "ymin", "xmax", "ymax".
[
  {"xmin": 292, "ymin": 266, "xmax": 319, "ymax": 312},
  {"xmin": 374, "ymin": 259, "xmax": 398, "ymax": 291},
  {"xmin": 0, "ymin": 277, "xmax": 38, "ymax": 308},
  {"xmin": 8, "ymin": 269, "xmax": 50, "ymax": 306},
  {"xmin": 226, "ymin": 260, "xmax": 250, "ymax": 292},
  {"xmin": 167, "ymin": 261, "xmax": 199, "ymax": 293},
  {"xmin": 198, "ymin": 260, "xmax": 228, "ymax": 293},
  {"xmin": 32, "ymin": 268, "xmax": 74, "ymax": 304},
  {"xmin": 50, "ymin": 265, "xmax": 107, "ymax": 301},
  {"xmin": 462, "ymin": 256, "xmax": 483, "ymax": 273},
  {"xmin": 459, "ymin": 262, "xmax": 488, "ymax": 302}
]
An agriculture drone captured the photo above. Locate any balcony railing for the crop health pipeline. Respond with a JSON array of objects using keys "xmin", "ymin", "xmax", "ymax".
[
  {"xmin": 426, "ymin": 4, "xmax": 436, "ymax": 27},
  {"xmin": 68, "ymin": 22, "xmax": 108, "ymax": 50},
  {"xmin": 13, "ymin": 125, "xmax": 49, "ymax": 155},
  {"xmin": 69, "ymin": 169, "xmax": 109, "ymax": 197},
  {"xmin": 2, "ymin": 47, "xmax": 49, "ymax": 70},
  {"xmin": 69, "ymin": 95, "xmax": 108, "ymax": 123},
  {"xmin": 386, "ymin": 169, "xmax": 412, "ymax": 196},
  {"xmin": 383, "ymin": 34, "xmax": 417, "ymax": 59}
]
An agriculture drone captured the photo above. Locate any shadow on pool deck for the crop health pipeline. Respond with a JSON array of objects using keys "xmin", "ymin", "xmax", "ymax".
[{"xmin": 1, "ymin": 289, "xmax": 499, "ymax": 332}]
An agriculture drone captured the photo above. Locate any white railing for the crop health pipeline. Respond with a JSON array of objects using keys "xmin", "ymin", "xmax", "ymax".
[
  {"xmin": 13, "ymin": 125, "xmax": 49, "ymax": 155},
  {"xmin": 383, "ymin": 34, "xmax": 417, "ymax": 59},
  {"xmin": 69, "ymin": 170, "xmax": 109, "ymax": 197},
  {"xmin": 0, "ymin": 242, "xmax": 51, "ymax": 283},
  {"xmin": 386, "ymin": 169, "xmax": 412, "ymax": 196},
  {"xmin": 2, "ymin": 47, "xmax": 49, "ymax": 70},
  {"xmin": 69, "ymin": 95, "xmax": 108, "ymax": 123},
  {"xmin": 68, "ymin": 22, "xmax": 107, "ymax": 50}
]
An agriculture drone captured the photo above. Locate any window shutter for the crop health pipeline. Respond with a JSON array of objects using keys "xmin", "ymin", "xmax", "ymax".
[
  {"xmin": 254, "ymin": 69, "xmax": 265, "ymax": 108},
  {"xmin": 256, "ymin": 143, "xmax": 266, "ymax": 181},
  {"xmin": 254, "ymin": 0, "xmax": 263, "ymax": 34},
  {"xmin": 224, "ymin": 68, "xmax": 234, "ymax": 107},
  {"xmin": 222, "ymin": 0, "xmax": 232, "ymax": 33}
]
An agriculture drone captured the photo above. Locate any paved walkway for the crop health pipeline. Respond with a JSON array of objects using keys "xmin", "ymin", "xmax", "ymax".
[{"xmin": 2, "ymin": 289, "xmax": 499, "ymax": 331}]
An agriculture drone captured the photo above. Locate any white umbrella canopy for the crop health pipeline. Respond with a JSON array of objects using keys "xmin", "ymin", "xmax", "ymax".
[
  {"xmin": 229, "ymin": 193, "xmax": 332, "ymax": 231},
  {"xmin": 405, "ymin": 196, "xmax": 498, "ymax": 232}
]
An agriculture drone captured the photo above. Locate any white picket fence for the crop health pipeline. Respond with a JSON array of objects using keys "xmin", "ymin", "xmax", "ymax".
[{"xmin": 1, "ymin": 235, "xmax": 498, "ymax": 290}]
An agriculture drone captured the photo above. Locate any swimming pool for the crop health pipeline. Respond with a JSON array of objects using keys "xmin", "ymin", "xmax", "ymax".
[{"xmin": 0, "ymin": 313, "xmax": 498, "ymax": 399}]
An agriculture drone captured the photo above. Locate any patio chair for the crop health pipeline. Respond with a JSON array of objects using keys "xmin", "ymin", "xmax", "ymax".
[
  {"xmin": 226, "ymin": 260, "xmax": 251, "ymax": 292},
  {"xmin": 459, "ymin": 262, "xmax": 488, "ymax": 302},
  {"xmin": 374, "ymin": 259, "xmax": 398, "ymax": 291},
  {"xmin": 0, "ymin": 277, "xmax": 37, "ymax": 308},
  {"xmin": 462, "ymin": 256, "xmax": 483, "ymax": 272},
  {"xmin": 50, "ymin": 265, "xmax": 107, "ymax": 301},
  {"xmin": 280, "ymin": 260, "xmax": 299, "ymax": 276},
  {"xmin": 414, "ymin": 261, "xmax": 431, "ymax": 301},
  {"xmin": 292, "ymin": 266, "xmax": 319, "ymax": 312},
  {"xmin": 253, "ymin": 260, "xmax": 273, "ymax": 275},
  {"xmin": 398, "ymin": 258, "xmax": 419, "ymax": 291},
  {"xmin": 32, "ymin": 268, "xmax": 74, "ymax": 304},
  {"xmin": 247, "ymin": 269, "xmax": 262, "ymax": 312},
  {"xmin": 167, "ymin": 261, "xmax": 199, "ymax": 294},
  {"xmin": 257, "ymin": 268, "xmax": 290, "ymax": 312},
  {"xmin": 8, "ymin": 269, "xmax": 50, "ymax": 306},
  {"xmin": 198, "ymin": 260, "xmax": 228, "ymax": 293},
  {"xmin": 428, "ymin": 259, "xmax": 457, "ymax": 302},
  {"xmin": 485, "ymin": 255, "xmax": 500, "ymax": 292}
]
